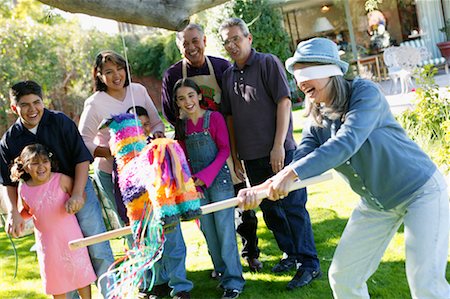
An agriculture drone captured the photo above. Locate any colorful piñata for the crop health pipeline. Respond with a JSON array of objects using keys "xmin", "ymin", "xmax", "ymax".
[
  {"xmin": 107, "ymin": 113, "xmax": 201, "ymax": 226},
  {"xmin": 98, "ymin": 113, "xmax": 201, "ymax": 298}
]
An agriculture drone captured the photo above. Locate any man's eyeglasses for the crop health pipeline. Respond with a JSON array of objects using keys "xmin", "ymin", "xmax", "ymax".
[{"xmin": 222, "ymin": 35, "xmax": 243, "ymax": 47}]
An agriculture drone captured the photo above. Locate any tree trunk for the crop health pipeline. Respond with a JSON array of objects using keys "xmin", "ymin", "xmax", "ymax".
[{"xmin": 38, "ymin": 0, "xmax": 229, "ymax": 31}]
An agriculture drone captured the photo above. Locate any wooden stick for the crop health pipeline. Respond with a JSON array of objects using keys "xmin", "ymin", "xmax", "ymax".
[
  {"xmin": 200, "ymin": 172, "xmax": 332, "ymax": 214},
  {"xmin": 69, "ymin": 172, "xmax": 332, "ymax": 250}
]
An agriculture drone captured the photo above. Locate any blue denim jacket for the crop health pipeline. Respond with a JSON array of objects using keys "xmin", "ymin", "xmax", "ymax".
[{"xmin": 291, "ymin": 78, "xmax": 436, "ymax": 210}]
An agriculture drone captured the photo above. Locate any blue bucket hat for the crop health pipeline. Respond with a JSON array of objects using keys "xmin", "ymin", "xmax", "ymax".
[{"xmin": 285, "ymin": 37, "xmax": 349, "ymax": 75}]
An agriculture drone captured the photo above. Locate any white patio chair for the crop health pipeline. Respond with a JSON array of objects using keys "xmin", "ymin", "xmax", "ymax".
[
  {"xmin": 383, "ymin": 46, "xmax": 421, "ymax": 94},
  {"xmin": 394, "ymin": 46, "xmax": 421, "ymax": 93},
  {"xmin": 383, "ymin": 46, "xmax": 402, "ymax": 93},
  {"xmin": 401, "ymin": 39, "xmax": 449, "ymax": 74}
]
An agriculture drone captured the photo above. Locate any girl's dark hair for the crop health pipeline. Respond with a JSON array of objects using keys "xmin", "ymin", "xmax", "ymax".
[
  {"xmin": 10, "ymin": 144, "xmax": 56, "ymax": 182},
  {"xmin": 172, "ymin": 78, "xmax": 202, "ymax": 141},
  {"xmin": 93, "ymin": 50, "xmax": 130, "ymax": 92}
]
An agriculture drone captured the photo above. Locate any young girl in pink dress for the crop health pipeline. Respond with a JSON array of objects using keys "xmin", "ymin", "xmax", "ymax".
[{"xmin": 10, "ymin": 143, "xmax": 97, "ymax": 299}]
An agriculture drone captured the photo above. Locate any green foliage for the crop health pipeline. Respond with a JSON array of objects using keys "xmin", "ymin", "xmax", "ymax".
[
  {"xmin": 13, "ymin": 0, "xmax": 44, "ymax": 21},
  {"xmin": 229, "ymin": 0, "xmax": 291, "ymax": 62},
  {"xmin": 0, "ymin": 4, "xmax": 128, "ymax": 132},
  {"xmin": 0, "ymin": 0, "xmax": 12, "ymax": 18},
  {"xmin": 128, "ymin": 35, "xmax": 163, "ymax": 77},
  {"xmin": 160, "ymin": 34, "xmax": 183, "ymax": 76},
  {"xmin": 398, "ymin": 65, "xmax": 450, "ymax": 172},
  {"xmin": 0, "ymin": 18, "xmax": 63, "ymax": 126},
  {"xmin": 0, "ymin": 17, "xmax": 118, "ymax": 120},
  {"xmin": 0, "ymin": 0, "xmax": 182, "ymax": 134},
  {"xmin": 13, "ymin": 0, "xmax": 64, "ymax": 25},
  {"xmin": 126, "ymin": 33, "xmax": 181, "ymax": 79}
]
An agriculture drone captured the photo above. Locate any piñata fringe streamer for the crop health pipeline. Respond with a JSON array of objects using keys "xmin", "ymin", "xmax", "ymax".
[
  {"xmin": 98, "ymin": 206, "xmax": 164, "ymax": 298},
  {"xmin": 99, "ymin": 113, "xmax": 201, "ymax": 298}
]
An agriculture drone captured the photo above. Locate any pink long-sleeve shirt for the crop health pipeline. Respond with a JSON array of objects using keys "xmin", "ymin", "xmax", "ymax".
[
  {"xmin": 181, "ymin": 111, "xmax": 230, "ymax": 188},
  {"xmin": 78, "ymin": 83, "xmax": 165, "ymax": 174}
]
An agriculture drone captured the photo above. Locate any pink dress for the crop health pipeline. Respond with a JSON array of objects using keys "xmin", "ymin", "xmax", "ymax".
[{"xmin": 19, "ymin": 173, "xmax": 97, "ymax": 295}]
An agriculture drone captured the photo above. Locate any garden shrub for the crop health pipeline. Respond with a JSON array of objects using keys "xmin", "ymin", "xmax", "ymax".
[{"xmin": 397, "ymin": 65, "xmax": 450, "ymax": 173}]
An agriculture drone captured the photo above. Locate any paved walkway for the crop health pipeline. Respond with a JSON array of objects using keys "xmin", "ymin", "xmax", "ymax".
[{"xmin": 378, "ymin": 70, "xmax": 450, "ymax": 115}]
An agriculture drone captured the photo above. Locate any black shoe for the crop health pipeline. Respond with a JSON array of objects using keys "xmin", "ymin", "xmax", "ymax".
[
  {"xmin": 286, "ymin": 268, "xmax": 322, "ymax": 290},
  {"xmin": 139, "ymin": 282, "xmax": 171, "ymax": 298},
  {"xmin": 271, "ymin": 256, "xmax": 297, "ymax": 273},
  {"xmin": 221, "ymin": 289, "xmax": 241, "ymax": 299}
]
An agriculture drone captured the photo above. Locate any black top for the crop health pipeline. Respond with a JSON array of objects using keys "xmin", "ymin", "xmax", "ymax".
[
  {"xmin": 221, "ymin": 49, "xmax": 296, "ymax": 160},
  {"xmin": 0, "ymin": 109, "xmax": 93, "ymax": 186}
]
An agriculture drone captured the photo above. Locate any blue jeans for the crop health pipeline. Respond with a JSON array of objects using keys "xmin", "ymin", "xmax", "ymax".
[
  {"xmin": 199, "ymin": 168, "xmax": 245, "ymax": 291},
  {"xmin": 94, "ymin": 169, "xmax": 123, "ymax": 228},
  {"xmin": 244, "ymin": 150, "xmax": 320, "ymax": 271},
  {"xmin": 67, "ymin": 178, "xmax": 115, "ymax": 298},
  {"xmin": 151, "ymin": 223, "xmax": 193, "ymax": 295},
  {"xmin": 94, "ymin": 169, "xmax": 133, "ymax": 247},
  {"xmin": 184, "ymin": 111, "xmax": 245, "ymax": 291}
]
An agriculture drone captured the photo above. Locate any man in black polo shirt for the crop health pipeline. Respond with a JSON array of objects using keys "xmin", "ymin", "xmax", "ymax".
[
  {"xmin": 219, "ymin": 18, "xmax": 321, "ymax": 290},
  {"xmin": 0, "ymin": 80, "xmax": 114, "ymax": 298}
]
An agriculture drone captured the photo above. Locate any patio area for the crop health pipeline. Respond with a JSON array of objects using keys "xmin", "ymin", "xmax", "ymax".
[{"xmin": 376, "ymin": 69, "xmax": 450, "ymax": 115}]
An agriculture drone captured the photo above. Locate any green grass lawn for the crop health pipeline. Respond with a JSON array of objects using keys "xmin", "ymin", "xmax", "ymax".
[{"xmin": 1, "ymin": 109, "xmax": 449, "ymax": 298}]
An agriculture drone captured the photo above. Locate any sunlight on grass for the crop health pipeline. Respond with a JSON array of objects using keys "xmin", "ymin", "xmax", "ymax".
[{"xmin": 291, "ymin": 108, "xmax": 307, "ymax": 142}]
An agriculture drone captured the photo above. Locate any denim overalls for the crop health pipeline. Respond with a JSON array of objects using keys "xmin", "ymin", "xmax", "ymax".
[{"xmin": 184, "ymin": 110, "xmax": 245, "ymax": 291}]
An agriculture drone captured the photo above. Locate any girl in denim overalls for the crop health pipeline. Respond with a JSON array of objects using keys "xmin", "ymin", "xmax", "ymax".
[{"xmin": 173, "ymin": 78, "xmax": 245, "ymax": 298}]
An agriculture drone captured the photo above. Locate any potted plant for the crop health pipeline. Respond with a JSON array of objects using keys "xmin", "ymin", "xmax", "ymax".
[{"xmin": 437, "ymin": 19, "xmax": 450, "ymax": 62}]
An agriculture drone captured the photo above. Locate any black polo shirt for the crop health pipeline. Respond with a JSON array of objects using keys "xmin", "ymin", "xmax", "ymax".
[
  {"xmin": 0, "ymin": 109, "xmax": 93, "ymax": 186},
  {"xmin": 221, "ymin": 49, "xmax": 296, "ymax": 160}
]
